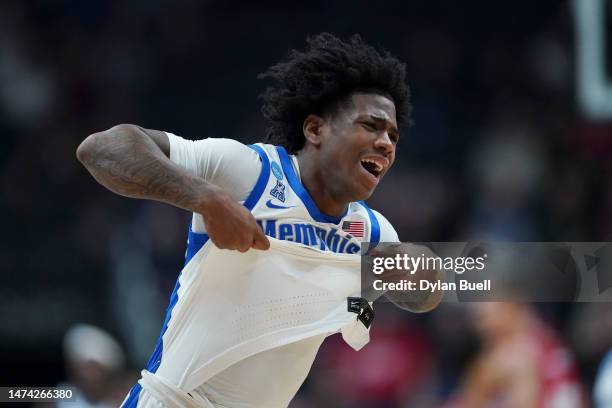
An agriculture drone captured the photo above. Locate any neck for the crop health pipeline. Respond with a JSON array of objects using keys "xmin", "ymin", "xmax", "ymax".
[{"xmin": 296, "ymin": 150, "xmax": 348, "ymax": 217}]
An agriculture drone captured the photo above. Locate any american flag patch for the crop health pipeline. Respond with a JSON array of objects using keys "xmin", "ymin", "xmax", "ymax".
[{"xmin": 342, "ymin": 221, "xmax": 365, "ymax": 238}]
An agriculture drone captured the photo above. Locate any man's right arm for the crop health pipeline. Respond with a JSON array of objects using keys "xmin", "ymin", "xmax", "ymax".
[
  {"xmin": 76, "ymin": 124, "xmax": 202, "ymax": 207},
  {"xmin": 76, "ymin": 124, "xmax": 269, "ymax": 251}
]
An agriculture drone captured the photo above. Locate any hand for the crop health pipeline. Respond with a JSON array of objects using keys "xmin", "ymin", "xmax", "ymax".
[
  {"xmin": 368, "ymin": 243, "xmax": 443, "ymax": 313},
  {"xmin": 199, "ymin": 186, "xmax": 270, "ymax": 252}
]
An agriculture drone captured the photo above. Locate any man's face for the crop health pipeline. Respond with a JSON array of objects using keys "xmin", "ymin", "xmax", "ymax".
[{"xmin": 319, "ymin": 93, "xmax": 398, "ymax": 201}]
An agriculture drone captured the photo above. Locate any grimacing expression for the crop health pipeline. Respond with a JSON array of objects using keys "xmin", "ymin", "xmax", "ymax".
[{"xmin": 321, "ymin": 93, "xmax": 398, "ymax": 201}]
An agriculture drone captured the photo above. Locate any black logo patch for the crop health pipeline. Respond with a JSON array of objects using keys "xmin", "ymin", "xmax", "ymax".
[{"xmin": 347, "ymin": 297, "xmax": 375, "ymax": 329}]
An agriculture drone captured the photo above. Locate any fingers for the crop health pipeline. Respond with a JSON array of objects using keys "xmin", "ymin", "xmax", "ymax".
[
  {"xmin": 202, "ymin": 198, "xmax": 271, "ymax": 252},
  {"xmin": 209, "ymin": 221, "xmax": 270, "ymax": 252},
  {"xmin": 251, "ymin": 227, "xmax": 270, "ymax": 250}
]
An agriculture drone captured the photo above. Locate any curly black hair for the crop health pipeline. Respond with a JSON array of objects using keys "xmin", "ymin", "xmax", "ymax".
[{"xmin": 258, "ymin": 33, "xmax": 412, "ymax": 153}]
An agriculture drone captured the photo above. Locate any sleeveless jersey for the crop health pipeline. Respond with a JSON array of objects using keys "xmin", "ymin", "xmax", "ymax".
[
  {"xmin": 185, "ymin": 143, "xmax": 382, "ymax": 262},
  {"xmin": 122, "ymin": 143, "xmax": 387, "ymax": 407}
]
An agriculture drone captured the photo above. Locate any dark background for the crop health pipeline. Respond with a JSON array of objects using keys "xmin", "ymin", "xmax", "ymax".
[{"xmin": 1, "ymin": 0, "xmax": 611, "ymax": 406}]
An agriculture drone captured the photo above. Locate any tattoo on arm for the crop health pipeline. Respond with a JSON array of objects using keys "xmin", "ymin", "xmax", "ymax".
[{"xmin": 78, "ymin": 124, "xmax": 210, "ymax": 213}]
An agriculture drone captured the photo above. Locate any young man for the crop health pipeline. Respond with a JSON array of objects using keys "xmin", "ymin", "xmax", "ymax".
[{"xmin": 78, "ymin": 33, "xmax": 439, "ymax": 408}]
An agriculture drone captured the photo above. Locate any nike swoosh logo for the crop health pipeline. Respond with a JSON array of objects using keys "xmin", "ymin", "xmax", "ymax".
[{"xmin": 266, "ymin": 199, "xmax": 295, "ymax": 209}]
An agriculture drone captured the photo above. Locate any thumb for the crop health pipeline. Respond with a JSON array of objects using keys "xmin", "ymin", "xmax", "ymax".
[{"xmin": 251, "ymin": 227, "xmax": 270, "ymax": 250}]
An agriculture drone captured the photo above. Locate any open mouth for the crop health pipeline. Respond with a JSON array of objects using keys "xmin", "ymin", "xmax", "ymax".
[{"xmin": 360, "ymin": 159, "xmax": 383, "ymax": 178}]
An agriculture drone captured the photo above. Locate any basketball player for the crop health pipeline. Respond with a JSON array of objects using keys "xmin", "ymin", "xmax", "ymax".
[{"xmin": 77, "ymin": 33, "xmax": 441, "ymax": 407}]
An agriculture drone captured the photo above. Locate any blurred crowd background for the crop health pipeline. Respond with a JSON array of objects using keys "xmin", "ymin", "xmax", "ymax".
[{"xmin": 1, "ymin": 0, "xmax": 611, "ymax": 406}]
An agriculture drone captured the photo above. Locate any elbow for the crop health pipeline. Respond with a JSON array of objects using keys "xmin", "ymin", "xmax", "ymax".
[
  {"xmin": 388, "ymin": 290, "xmax": 442, "ymax": 314},
  {"xmin": 76, "ymin": 124, "xmax": 137, "ymax": 165},
  {"xmin": 415, "ymin": 268, "xmax": 444, "ymax": 313},
  {"xmin": 384, "ymin": 264, "xmax": 444, "ymax": 314},
  {"xmin": 76, "ymin": 134, "xmax": 97, "ymax": 165},
  {"xmin": 419, "ymin": 287, "xmax": 443, "ymax": 313}
]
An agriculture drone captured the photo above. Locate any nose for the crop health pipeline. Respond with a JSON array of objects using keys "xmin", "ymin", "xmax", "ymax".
[{"xmin": 374, "ymin": 131, "xmax": 394, "ymax": 156}]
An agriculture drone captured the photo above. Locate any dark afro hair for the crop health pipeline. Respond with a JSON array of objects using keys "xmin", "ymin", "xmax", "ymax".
[{"xmin": 258, "ymin": 33, "xmax": 412, "ymax": 153}]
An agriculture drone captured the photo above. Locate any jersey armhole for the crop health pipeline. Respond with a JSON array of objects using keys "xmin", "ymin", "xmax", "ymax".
[
  {"xmin": 243, "ymin": 144, "xmax": 271, "ymax": 211},
  {"xmin": 357, "ymin": 201, "xmax": 380, "ymax": 246}
]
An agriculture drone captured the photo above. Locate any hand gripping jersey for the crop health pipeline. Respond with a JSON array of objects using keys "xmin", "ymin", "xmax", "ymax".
[
  {"xmin": 122, "ymin": 143, "xmax": 387, "ymax": 408},
  {"xmin": 186, "ymin": 144, "xmax": 383, "ymax": 261}
]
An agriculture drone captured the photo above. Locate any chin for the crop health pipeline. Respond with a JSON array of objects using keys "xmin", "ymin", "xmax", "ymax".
[
  {"xmin": 342, "ymin": 177, "xmax": 378, "ymax": 203},
  {"xmin": 352, "ymin": 185, "xmax": 376, "ymax": 202}
]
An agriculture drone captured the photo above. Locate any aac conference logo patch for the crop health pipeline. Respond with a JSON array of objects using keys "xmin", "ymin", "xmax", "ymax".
[{"xmin": 269, "ymin": 180, "xmax": 286, "ymax": 202}]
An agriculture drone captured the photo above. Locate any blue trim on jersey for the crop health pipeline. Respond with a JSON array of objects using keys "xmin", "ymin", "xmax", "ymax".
[
  {"xmin": 276, "ymin": 146, "xmax": 347, "ymax": 224},
  {"xmin": 358, "ymin": 201, "xmax": 380, "ymax": 245},
  {"xmin": 244, "ymin": 144, "xmax": 271, "ymax": 211},
  {"xmin": 186, "ymin": 223, "xmax": 210, "ymax": 264},
  {"xmin": 124, "ymin": 145, "xmax": 270, "ymax": 407},
  {"xmin": 122, "ymin": 383, "xmax": 141, "ymax": 407},
  {"xmin": 122, "ymin": 228, "xmax": 210, "ymax": 408}
]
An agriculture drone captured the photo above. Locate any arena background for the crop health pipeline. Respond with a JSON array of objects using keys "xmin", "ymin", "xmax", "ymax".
[{"xmin": 1, "ymin": 0, "xmax": 611, "ymax": 406}]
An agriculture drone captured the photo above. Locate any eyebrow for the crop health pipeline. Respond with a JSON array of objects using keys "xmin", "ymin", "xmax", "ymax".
[{"xmin": 368, "ymin": 114, "xmax": 399, "ymax": 135}]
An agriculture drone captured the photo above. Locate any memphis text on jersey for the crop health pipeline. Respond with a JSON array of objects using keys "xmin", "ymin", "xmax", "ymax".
[{"xmin": 256, "ymin": 219, "xmax": 361, "ymax": 254}]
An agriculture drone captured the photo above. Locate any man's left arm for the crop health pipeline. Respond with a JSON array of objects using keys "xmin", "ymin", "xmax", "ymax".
[{"xmin": 373, "ymin": 211, "xmax": 443, "ymax": 313}]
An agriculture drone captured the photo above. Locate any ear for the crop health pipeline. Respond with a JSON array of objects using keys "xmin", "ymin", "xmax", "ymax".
[{"xmin": 302, "ymin": 114, "xmax": 325, "ymax": 147}]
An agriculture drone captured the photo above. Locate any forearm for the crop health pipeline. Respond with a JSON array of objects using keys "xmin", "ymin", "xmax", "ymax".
[
  {"xmin": 375, "ymin": 243, "xmax": 444, "ymax": 313},
  {"xmin": 76, "ymin": 124, "xmax": 213, "ymax": 213},
  {"xmin": 385, "ymin": 265, "xmax": 443, "ymax": 313}
]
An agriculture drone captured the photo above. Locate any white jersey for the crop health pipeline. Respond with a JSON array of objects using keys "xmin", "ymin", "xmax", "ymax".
[{"xmin": 122, "ymin": 135, "xmax": 399, "ymax": 408}]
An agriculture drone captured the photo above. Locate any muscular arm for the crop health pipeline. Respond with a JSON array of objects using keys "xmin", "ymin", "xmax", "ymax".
[
  {"xmin": 76, "ymin": 124, "xmax": 210, "ymax": 211},
  {"xmin": 364, "ymin": 257, "xmax": 443, "ymax": 313},
  {"xmin": 76, "ymin": 124, "xmax": 269, "ymax": 251},
  {"xmin": 367, "ymin": 213, "xmax": 442, "ymax": 313},
  {"xmin": 380, "ymin": 244, "xmax": 444, "ymax": 313}
]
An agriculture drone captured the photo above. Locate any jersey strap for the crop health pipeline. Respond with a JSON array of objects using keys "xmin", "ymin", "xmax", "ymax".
[
  {"xmin": 184, "ymin": 144, "xmax": 269, "ymax": 264},
  {"xmin": 186, "ymin": 222, "xmax": 210, "ymax": 264},
  {"xmin": 244, "ymin": 144, "xmax": 271, "ymax": 211},
  {"xmin": 275, "ymin": 146, "xmax": 348, "ymax": 224},
  {"xmin": 358, "ymin": 201, "xmax": 380, "ymax": 245}
]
